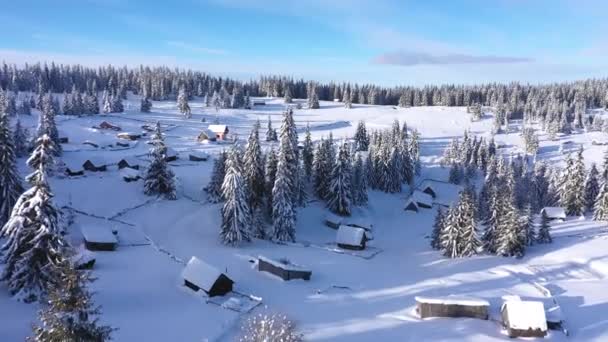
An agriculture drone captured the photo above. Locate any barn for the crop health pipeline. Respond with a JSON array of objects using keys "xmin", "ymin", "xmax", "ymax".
[
  {"xmin": 415, "ymin": 296, "xmax": 490, "ymax": 320},
  {"xmin": 541, "ymin": 207, "xmax": 566, "ymax": 222},
  {"xmin": 207, "ymin": 125, "xmax": 229, "ymax": 140},
  {"xmin": 257, "ymin": 256, "xmax": 312, "ymax": 281},
  {"xmin": 81, "ymin": 226, "xmax": 118, "ymax": 251},
  {"xmin": 501, "ymin": 299, "xmax": 548, "ymax": 338},
  {"xmin": 181, "ymin": 256, "xmax": 234, "ymax": 297},
  {"xmin": 409, "ymin": 190, "xmax": 434, "ymax": 209},
  {"xmin": 336, "ymin": 225, "xmax": 366, "ymax": 250},
  {"xmin": 117, "ymin": 156, "xmax": 140, "ymax": 170},
  {"xmin": 82, "ymin": 157, "xmax": 107, "ymax": 172}
]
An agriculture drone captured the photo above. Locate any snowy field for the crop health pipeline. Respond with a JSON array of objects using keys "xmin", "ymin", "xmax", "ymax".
[{"xmin": 2, "ymin": 95, "xmax": 608, "ymax": 341}]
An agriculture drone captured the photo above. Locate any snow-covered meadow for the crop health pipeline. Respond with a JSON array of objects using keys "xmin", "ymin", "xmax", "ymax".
[{"xmin": 2, "ymin": 95, "xmax": 608, "ymax": 341}]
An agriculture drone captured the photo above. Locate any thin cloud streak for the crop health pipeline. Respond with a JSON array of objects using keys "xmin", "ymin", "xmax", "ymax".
[{"xmin": 372, "ymin": 51, "xmax": 533, "ymax": 66}]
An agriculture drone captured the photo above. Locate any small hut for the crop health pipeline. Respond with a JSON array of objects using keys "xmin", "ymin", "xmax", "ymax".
[
  {"xmin": 189, "ymin": 151, "xmax": 209, "ymax": 162},
  {"xmin": 82, "ymin": 157, "xmax": 107, "ymax": 172},
  {"xmin": 116, "ymin": 141, "xmax": 130, "ymax": 148},
  {"xmin": 336, "ymin": 225, "xmax": 366, "ymax": 250},
  {"xmin": 540, "ymin": 207, "xmax": 566, "ymax": 222},
  {"xmin": 501, "ymin": 299, "xmax": 548, "ymax": 338},
  {"xmin": 117, "ymin": 132, "xmax": 141, "ymax": 141},
  {"xmin": 117, "ymin": 157, "xmax": 140, "ymax": 170},
  {"xmin": 207, "ymin": 124, "xmax": 229, "ymax": 141},
  {"xmin": 99, "ymin": 121, "xmax": 122, "ymax": 131},
  {"xmin": 344, "ymin": 218, "xmax": 374, "ymax": 240},
  {"xmin": 64, "ymin": 160, "xmax": 85, "ymax": 176},
  {"xmin": 83, "ymin": 140, "xmax": 99, "ymax": 148},
  {"xmin": 58, "ymin": 131, "xmax": 69, "ymax": 144},
  {"xmin": 257, "ymin": 256, "xmax": 311, "ymax": 281},
  {"xmin": 197, "ymin": 128, "xmax": 217, "ymax": 142},
  {"xmin": 405, "ymin": 190, "xmax": 433, "ymax": 212},
  {"xmin": 415, "ymin": 296, "xmax": 490, "ymax": 320},
  {"xmin": 253, "ymin": 100, "xmax": 266, "ymax": 106},
  {"xmin": 404, "ymin": 199, "xmax": 419, "ymax": 212},
  {"xmin": 420, "ymin": 182, "xmax": 437, "ymax": 198},
  {"xmin": 120, "ymin": 167, "xmax": 140, "ymax": 182},
  {"xmin": 181, "ymin": 256, "xmax": 234, "ymax": 297},
  {"xmin": 324, "ymin": 213, "xmax": 343, "ymax": 229},
  {"xmin": 165, "ymin": 147, "xmax": 178, "ymax": 162},
  {"xmin": 81, "ymin": 226, "xmax": 117, "ymax": 251}
]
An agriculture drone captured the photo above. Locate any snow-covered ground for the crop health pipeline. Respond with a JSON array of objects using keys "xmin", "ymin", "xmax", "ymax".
[{"xmin": 2, "ymin": 96, "xmax": 608, "ymax": 341}]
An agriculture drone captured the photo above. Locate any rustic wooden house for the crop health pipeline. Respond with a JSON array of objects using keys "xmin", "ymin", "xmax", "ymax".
[
  {"xmin": 336, "ymin": 225, "xmax": 366, "ymax": 250},
  {"xmin": 258, "ymin": 256, "xmax": 312, "ymax": 281},
  {"xmin": 117, "ymin": 157, "xmax": 140, "ymax": 170},
  {"xmin": 165, "ymin": 147, "xmax": 178, "ymax": 162},
  {"xmin": 117, "ymin": 132, "xmax": 142, "ymax": 141},
  {"xmin": 540, "ymin": 207, "xmax": 566, "ymax": 222},
  {"xmin": 344, "ymin": 218, "xmax": 374, "ymax": 240},
  {"xmin": 81, "ymin": 226, "xmax": 118, "ymax": 251},
  {"xmin": 189, "ymin": 152, "xmax": 209, "ymax": 162},
  {"xmin": 501, "ymin": 299, "xmax": 548, "ymax": 338},
  {"xmin": 181, "ymin": 256, "xmax": 234, "ymax": 297},
  {"xmin": 82, "ymin": 157, "xmax": 107, "ymax": 172},
  {"xmin": 197, "ymin": 128, "xmax": 217, "ymax": 142},
  {"xmin": 324, "ymin": 213, "xmax": 343, "ymax": 229},
  {"xmin": 415, "ymin": 296, "xmax": 490, "ymax": 320},
  {"xmin": 207, "ymin": 125, "xmax": 229, "ymax": 140},
  {"xmin": 404, "ymin": 190, "xmax": 433, "ymax": 212}
]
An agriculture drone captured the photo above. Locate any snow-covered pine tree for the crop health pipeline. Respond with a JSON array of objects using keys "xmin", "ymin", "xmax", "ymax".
[
  {"xmin": 177, "ymin": 85, "xmax": 191, "ymax": 118},
  {"xmin": 264, "ymin": 148, "xmax": 278, "ymax": 218},
  {"xmin": 327, "ymin": 142, "xmax": 352, "ymax": 216},
  {"xmin": 111, "ymin": 93, "xmax": 124, "ymax": 113},
  {"xmin": 448, "ymin": 162, "xmax": 463, "ymax": 184},
  {"xmin": 220, "ymin": 146, "xmax": 252, "ymax": 246},
  {"xmin": 458, "ymin": 189, "xmax": 481, "ymax": 257},
  {"xmin": 0, "ymin": 165, "xmax": 66, "ymax": 302},
  {"xmin": 30, "ymin": 260, "xmax": 114, "ymax": 341},
  {"xmin": 430, "ymin": 208, "xmax": 445, "ymax": 250},
  {"xmin": 584, "ymin": 163, "xmax": 600, "ymax": 213},
  {"xmin": 536, "ymin": 210, "xmax": 552, "ymax": 243},
  {"xmin": 38, "ymin": 93, "xmax": 62, "ymax": 156},
  {"xmin": 143, "ymin": 122, "xmax": 176, "ymax": 200},
  {"xmin": 243, "ymin": 121, "xmax": 265, "ymax": 209},
  {"xmin": 140, "ymin": 96, "xmax": 152, "ymax": 113},
  {"xmin": 18, "ymin": 100, "xmax": 31, "ymax": 115},
  {"xmin": 13, "ymin": 119, "xmax": 28, "ymax": 158},
  {"xmin": 283, "ymin": 86, "xmax": 292, "ymax": 104},
  {"xmin": 302, "ymin": 124, "xmax": 314, "ymax": 179},
  {"xmin": 0, "ymin": 112, "xmax": 23, "ymax": 228},
  {"xmin": 206, "ymin": 150, "xmax": 227, "ymax": 203},
  {"xmin": 271, "ymin": 148, "xmax": 296, "ymax": 242},
  {"xmin": 312, "ymin": 138, "xmax": 329, "ymax": 199},
  {"xmin": 265, "ymin": 116, "xmax": 277, "ymax": 142},
  {"xmin": 26, "ymin": 134, "xmax": 55, "ymax": 184},
  {"xmin": 310, "ymin": 92, "xmax": 320, "ymax": 109},
  {"xmin": 102, "ymin": 90, "xmax": 112, "ymax": 113},
  {"xmin": 410, "ymin": 129, "xmax": 421, "ymax": 175},
  {"xmin": 593, "ymin": 180, "xmax": 608, "ymax": 221},
  {"xmin": 561, "ymin": 149, "xmax": 586, "ymax": 216},
  {"xmin": 523, "ymin": 204, "xmax": 536, "ymax": 246},
  {"xmin": 351, "ymin": 153, "xmax": 368, "ymax": 206},
  {"xmin": 494, "ymin": 167, "xmax": 527, "ymax": 257},
  {"xmin": 354, "ymin": 120, "xmax": 369, "ymax": 151}
]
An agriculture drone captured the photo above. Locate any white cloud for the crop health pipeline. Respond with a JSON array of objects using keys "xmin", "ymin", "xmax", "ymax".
[
  {"xmin": 372, "ymin": 51, "xmax": 533, "ymax": 66},
  {"xmin": 166, "ymin": 41, "xmax": 227, "ymax": 55}
]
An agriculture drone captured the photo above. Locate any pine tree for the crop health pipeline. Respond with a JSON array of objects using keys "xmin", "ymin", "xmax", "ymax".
[
  {"xmin": 448, "ymin": 162, "xmax": 463, "ymax": 184},
  {"xmin": 111, "ymin": 94, "xmax": 123, "ymax": 113},
  {"xmin": 523, "ymin": 204, "xmax": 536, "ymax": 246},
  {"xmin": 143, "ymin": 122, "xmax": 176, "ymax": 200},
  {"xmin": 13, "ymin": 119, "xmax": 28, "ymax": 158},
  {"xmin": 220, "ymin": 146, "xmax": 252, "ymax": 246},
  {"xmin": 585, "ymin": 163, "xmax": 600, "ymax": 212},
  {"xmin": 243, "ymin": 121, "xmax": 265, "ymax": 209},
  {"xmin": 271, "ymin": 149, "xmax": 296, "ymax": 242},
  {"xmin": 140, "ymin": 96, "xmax": 152, "ymax": 113},
  {"xmin": 27, "ymin": 135, "xmax": 55, "ymax": 184},
  {"xmin": 310, "ymin": 92, "xmax": 320, "ymax": 109},
  {"xmin": 354, "ymin": 120, "xmax": 369, "ymax": 151},
  {"xmin": 494, "ymin": 167, "xmax": 527, "ymax": 257},
  {"xmin": 593, "ymin": 181, "xmax": 608, "ymax": 221},
  {"xmin": 206, "ymin": 151, "xmax": 227, "ymax": 203},
  {"xmin": 284, "ymin": 87, "xmax": 292, "ymax": 104},
  {"xmin": 30, "ymin": 261, "xmax": 114, "ymax": 341},
  {"xmin": 177, "ymin": 85, "xmax": 191, "ymax": 118},
  {"xmin": 102, "ymin": 90, "xmax": 112, "ymax": 113},
  {"xmin": 430, "ymin": 208, "xmax": 445, "ymax": 250},
  {"xmin": 264, "ymin": 148, "xmax": 278, "ymax": 218},
  {"xmin": 38, "ymin": 93, "xmax": 62, "ymax": 156},
  {"xmin": 536, "ymin": 211, "xmax": 552, "ymax": 243},
  {"xmin": 458, "ymin": 189, "xmax": 481, "ymax": 257},
  {"xmin": 0, "ymin": 112, "xmax": 23, "ymax": 228},
  {"xmin": 1, "ymin": 165, "xmax": 66, "ymax": 303},
  {"xmin": 327, "ymin": 142, "xmax": 352, "ymax": 216},
  {"xmin": 351, "ymin": 153, "xmax": 368, "ymax": 206},
  {"xmin": 561, "ymin": 149, "xmax": 586, "ymax": 216},
  {"xmin": 302, "ymin": 124, "xmax": 314, "ymax": 179},
  {"xmin": 265, "ymin": 116, "xmax": 277, "ymax": 142}
]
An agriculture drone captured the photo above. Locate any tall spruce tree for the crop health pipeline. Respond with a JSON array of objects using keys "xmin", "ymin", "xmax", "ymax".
[
  {"xmin": 243, "ymin": 121, "xmax": 265, "ymax": 209},
  {"xmin": 265, "ymin": 116, "xmax": 277, "ymax": 142},
  {"xmin": 264, "ymin": 148, "xmax": 278, "ymax": 218},
  {"xmin": 271, "ymin": 148, "xmax": 296, "ymax": 242},
  {"xmin": 536, "ymin": 211, "xmax": 553, "ymax": 243},
  {"xmin": 0, "ymin": 112, "xmax": 23, "ymax": 228},
  {"xmin": 177, "ymin": 85, "xmax": 191, "ymax": 119},
  {"xmin": 302, "ymin": 124, "xmax": 314, "ymax": 179},
  {"xmin": 430, "ymin": 208, "xmax": 445, "ymax": 250},
  {"xmin": 351, "ymin": 153, "xmax": 368, "ymax": 206},
  {"xmin": 206, "ymin": 151, "xmax": 227, "ymax": 203},
  {"xmin": 13, "ymin": 119, "xmax": 29, "ymax": 158},
  {"xmin": 327, "ymin": 142, "xmax": 352, "ymax": 216},
  {"xmin": 38, "ymin": 93, "xmax": 62, "ymax": 156},
  {"xmin": 354, "ymin": 120, "xmax": 369, "ymax": 151},
  {"xmin": 143, "ymin": 122, "xmax": 176, "ymax": 200},
  {"xmin": 593, "ymin": 181, "xmax": 608, "ymax": 221},
  {"xmin": 585, "ymin": 163, "xmax": 600, "ymax": 213},
  {"xmin": 220, "ymin": 146, "xmax": 252, "ymax": 246}
]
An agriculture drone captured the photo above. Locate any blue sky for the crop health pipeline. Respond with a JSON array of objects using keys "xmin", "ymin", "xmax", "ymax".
[{"xmin": 1, "ymin": 0, "xmax": 606, "ymax": 86}]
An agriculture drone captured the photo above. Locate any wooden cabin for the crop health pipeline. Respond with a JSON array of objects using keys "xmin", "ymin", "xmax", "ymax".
[
  {"xmin": 82, "ymin": 157, "xmax": 107, "ymax": 172},
  {"xmin": 343, "ymin": 218, "xmax": 374, "ymax": 240},
  {"xmin": 81, "ymin": 226, "xmax": 118, "ymax": 251},
  {"xmin": 324, "ymin": 213, "xmax": 343, "ymax": 229},
  {"xmin": 420, "ymin": 183, "xmax": 437, "ymax": 198},
  {"xmin": 415, "ymin": 296, "xmax": 490, "ymax": 320},
  {"xmin": 197, "ymin": 128, "xmax": 217, "ymax": 142},
  {"xmin": 258, "ymin": 256, "xmax": 311, "ymax": 281},
  {"xmin": 165, "ymin": 147, "xmax": 178, "ymax": 162},
  {"xmin": 207, "ymin": 125, "xmax": 229, "ymax": 140},
  {"xmin": 64, "ymin": 160, "xmax": 85, "ymax": 176},
  {"xmin": 120, "ymin": 167, "xmax": 140, "ymax": 182},
  {"xmin": 540, "ymin": 207, "xmax": 566, "ymax": 222},
  {"xmin": 189, "ymin": 152, "xmax": 209, "ymax": 162},
  {"xmin": 501, "ymin": 299, "xmax": 548, "ymax": 338},
  {"xmin": 117, "ymin": 132, "xmax": 141, "ymax": 141},
  {"xmin": 98, "ymin": 121, "xmax": 122, "ymax": 131},
  {"xmin": 404, "ymin": 200, "xmax": 420, "ymax": 212},
  {"xmin": 181, "ymin": 256, "xmax": 234, "ymax": 297},
  {"xmin": 117, "ymin": 157, "xmax": 140, "ymax": 170},
  {"xmin": 406, "ymin": 190, "xmax": 434, "ymax": 210},
  {"xmin": 336, "ymin": 225, "xmax": 366, "ymax": 250}
]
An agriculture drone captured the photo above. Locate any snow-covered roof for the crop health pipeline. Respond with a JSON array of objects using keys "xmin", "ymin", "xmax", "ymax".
[
  {"xmin": 208, "ymin": 124, "xmax": 228, "ymax": 133},
  {"xmin": 410, "ymin": 190, "xmax": 433, "ymax": 206},
  {"xmin": 417, "ymin": 180, "xmax": 463, "ymax": 206},
  {"xmin": 181, "ymin": 256, "xmax": 223, "ymax": 292},
  {"xmin": 119, "ymin": 156, "xmax": 140, "ymax": 165},
  {"xmin": 189, "ymin": 151, "xmax": 209, "ymax": 159},
  {"xmin": 415, "ymin": 296, "xmax": 490, "ymax": 306},
  {"xmin": 258, "ymin": 256, "xmax": 310, "ymax": 272},
  {"xmin": 502, "ymin": 300, "xmax": 548, "ymax": 331},
  {"xmin": 166, "ymin": 147, "xmax": 178, "ymax": 158},
  {"xmin": 344, "ymin": 217, "xmax": 373, "ymax": 231},
  {"xmin": 71, "ymin": 245, "xmax": 95, "ymax": 265},
  {"xmin": 336, "ymin": 225, "xmax": 365, "ymax": 246},
  {"xmin": 81, "ymin": 226, "xmax": 117, "ymax": 244},
  {"xmin": 120, "ymin": 167, "xmax": 140, "ymax": 179},
  {"xmin": 83, "ymin": 156, "xmax": 106, "ymax": 166},
  {"xmin": 325, "ymin": 213, "xmax": 343, "ymax": 225},
  {"xmin": 64, "ymin": 159, "xmax": 84, "ymax": 171},
  {"xmin": 541, "ymin": 207, "xmax": 566, "ymax": 219}
]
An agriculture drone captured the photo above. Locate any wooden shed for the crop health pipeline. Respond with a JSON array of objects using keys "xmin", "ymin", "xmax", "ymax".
[
  {"xmin": 207, "ymin": 124, "xmax": 229, "ymax": 140},
  {"xmin": 181, "ymin": 256, "xmax": 234, "ymax": 297},
  {"xmin": 407, "ymin": 190, "xmax": 434, "ymax": 209},
  {"xmin": 197, "ymin": 128, "xmax": 217, "ymax": 142},
  {"xmin": 540, "ymin": 207, "xmax": 566, "ymax": 222},
  {"xmin": 189, "ymin": 152, "xmax": 209, "ymax": 162},
  {"xmin": 117, "ymin": 157, "xmax": 140, "ymax": 170},
  {"xmin": 404, "ymin": 199, "xmax": 420, "ymax": 212},
  {"xmin": 420, "ymin": 182, "xmax": 437, "ymax": 198},
  {"xmin": 120, "ymin": 167, "xmax": 141, "ymax": 182},
  {"xmin": 117, "ymin": 132, "xmax": 141, "ymax": 141},
  {"xmin": 99, "ymin": 121, "xmax": 122, "ymax": 131},
  {"xmin": 165, "ymin": 147, "xmax": 179, "ymax": 162},
  {"xmin": 64, "ymin": 160, "xmax": 85, "ymax": 176},
  {"xmin": 258, "ymin": 256, "xmax": 311, "ymax": 281},
  {"xmin": 324, "ymin": 213, "xmax": 343, "ymax": 229},
  {"xmin": 415, "ymin": 296, "xmax": 490, "ymax": 320},
  {"xmin": 344, "ymin": 218, "xmax": 374, "ymax": 240},
  {"xmin": 81, "ymin": 226, "xmax": 118, "ymax": 251},
  {"xmin": 336, "ymin": 225, "xmax": 366, "ymax": 250},
  {"xmin": 82, "ymin": 157, "xmax": 107, "ymax": 172},
  {"xmin": 501, "ymin": 299, "xmax": 548, "ymax": 338}
]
